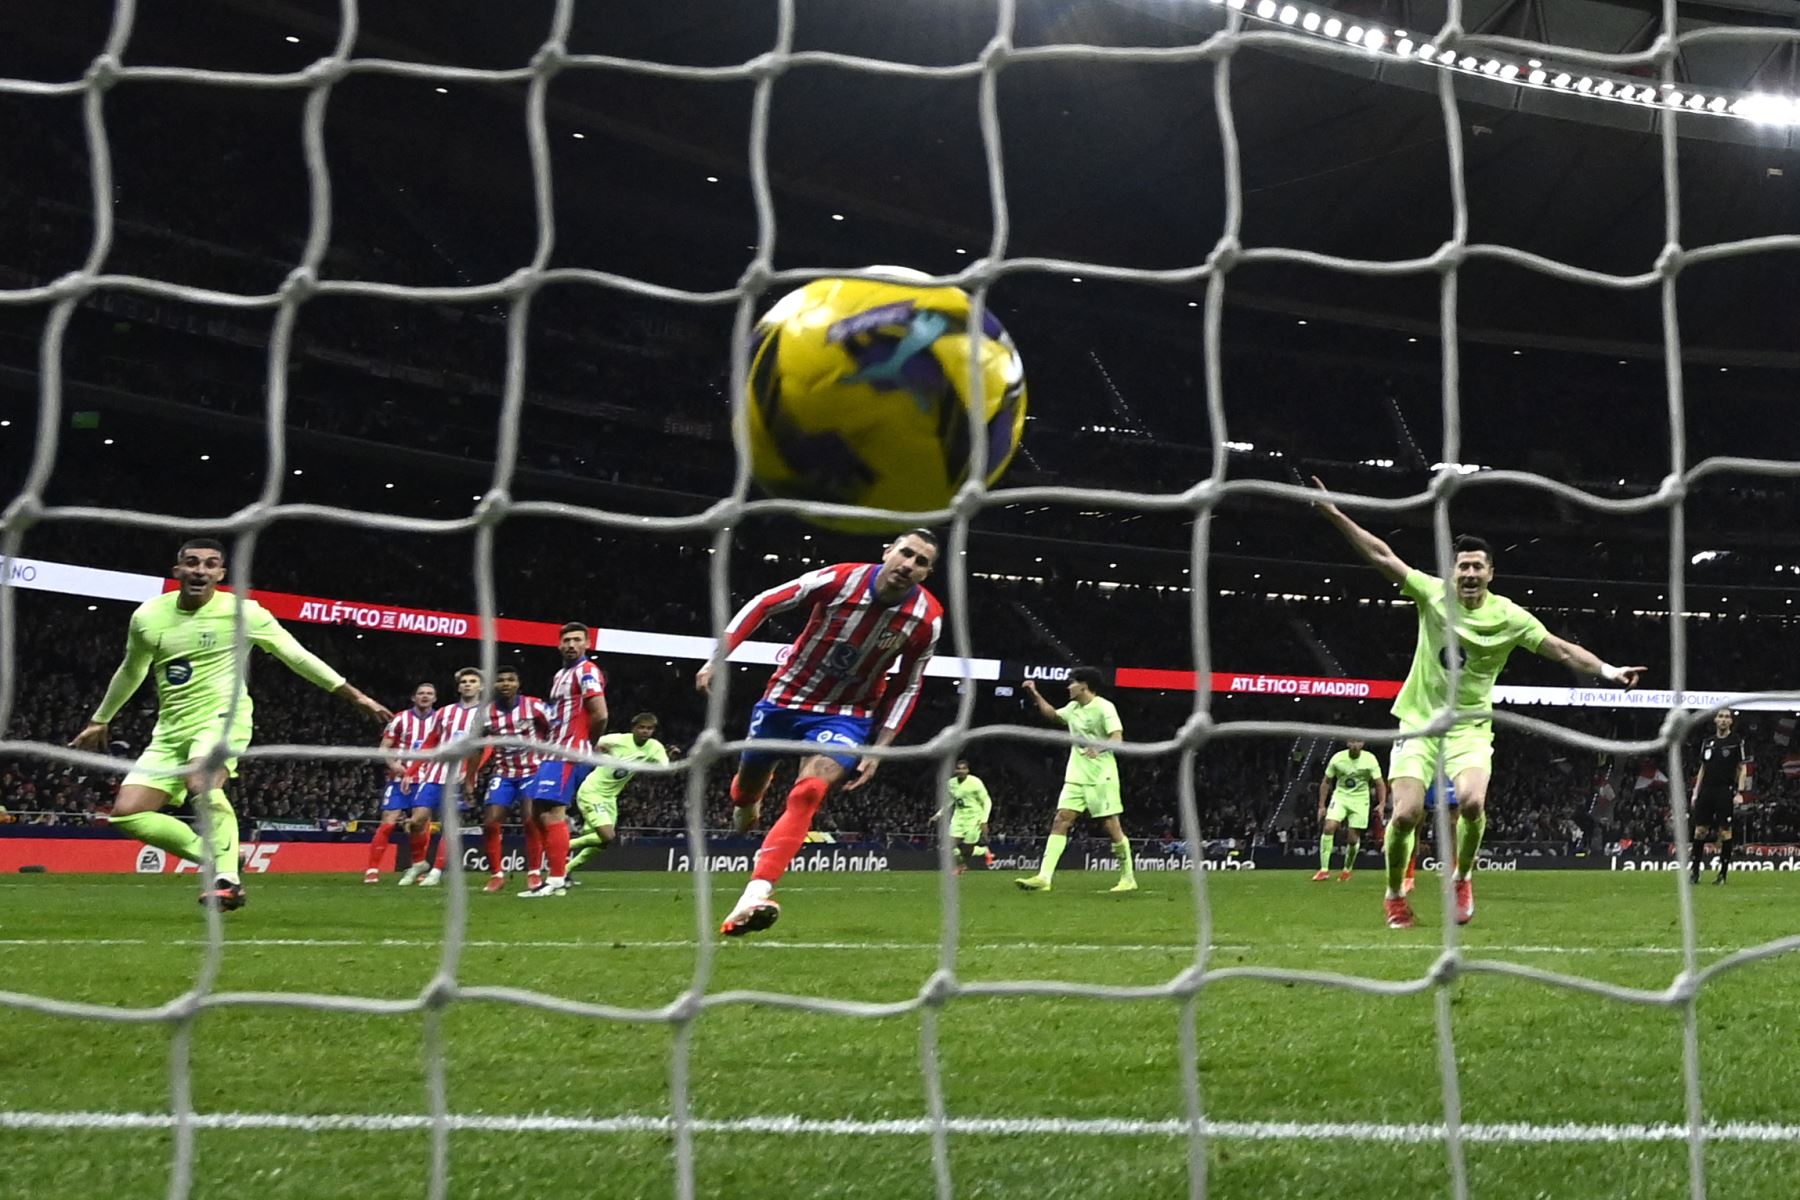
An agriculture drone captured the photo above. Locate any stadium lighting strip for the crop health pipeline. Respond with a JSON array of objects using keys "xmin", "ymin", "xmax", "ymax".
[{"xmin": 1216, "ymin": 0, "xmax": 1800, "ymax": 124}]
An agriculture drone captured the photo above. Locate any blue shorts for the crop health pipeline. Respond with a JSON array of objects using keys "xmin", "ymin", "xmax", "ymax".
[
  {"xmin": 523, "ymin": 760, "xmax": 593, "ymax": 807},
  {"xmin": 1424, "ymin": 781, "xmax": 1458, "ymax": 812},
  {"xmin": 485, "ymin": 776, "xmax": 529, "ymax": 809},
  {"xmin": 413, "ymin": 782, "xmax": 445, "ymax": 813},
  {"xmin": 380, "ymin": 782, "xmax": 415, "ymax": 812},
  {"xmin": 740, "ymin": 699, "xmax": 873, "ymax": 771}
]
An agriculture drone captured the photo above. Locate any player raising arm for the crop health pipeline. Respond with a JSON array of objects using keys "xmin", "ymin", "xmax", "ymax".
[
  {"xmin": 70, "ymin": 538, "xmax": 391, "ymax": 910},
  {"xmin": 699, "ymin": 529, "xmax": 942, "ymax": 937},
  {"xmin": 1312, "ymin": 478, "xmax": 1645, "ymax": 929},
  {"xmin": 1014, "ymin": 667, "xmax": 1136, "ymax": 894}
]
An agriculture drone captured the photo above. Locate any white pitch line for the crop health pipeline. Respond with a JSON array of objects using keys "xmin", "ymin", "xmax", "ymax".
[
  {"xmin": 2, "ymin": 1109, "xmax": 1798, "ymax": 1144},
  {"xmin": 0, "ymin": 936, "xmax": 1739, "ymax": 955}
]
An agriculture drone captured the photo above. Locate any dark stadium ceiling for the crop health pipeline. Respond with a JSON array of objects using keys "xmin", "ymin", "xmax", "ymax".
[{"xmin": 8, "ymin": 0, "xmax": 1800, "ymax": 362}]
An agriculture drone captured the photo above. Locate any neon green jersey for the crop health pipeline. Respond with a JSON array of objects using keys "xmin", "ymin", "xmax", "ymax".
[
  {"xmin": 1325, "ymin": 749, "xmax": 1384, "ymax": 797},
  {"xmin": 946, "ymin": 774, "xmax": 992, "ymax": 823},
  {"xmin": 578, "ymin": 733, "xmax": 671, "ymax": 801},
  {"xmin": 91, "ymin": 591, "xmax": 346, "ymax": 731},
  {"xmin": 1058, "ymin": 696, "xmax": 1123, "ymax": 784},
  {"xmin": 1390, "ymin": 570, "xmax": 1548, "ymax": 732}
]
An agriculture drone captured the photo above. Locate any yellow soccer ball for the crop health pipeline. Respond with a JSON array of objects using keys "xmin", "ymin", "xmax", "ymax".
[{"xmin": 743, "ymin": 272, "xmax": 1028, "ymax": 531}]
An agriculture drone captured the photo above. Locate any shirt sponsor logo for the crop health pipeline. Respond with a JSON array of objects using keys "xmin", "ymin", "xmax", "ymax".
[{"xmin": 164, "ymin": 659, "xmax": 193, "ymax": 686}]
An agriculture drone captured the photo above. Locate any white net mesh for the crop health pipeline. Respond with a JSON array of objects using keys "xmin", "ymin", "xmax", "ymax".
[{"xmin": 8, "ymin": 0, "xmax": 1800, "ymax": 1197}]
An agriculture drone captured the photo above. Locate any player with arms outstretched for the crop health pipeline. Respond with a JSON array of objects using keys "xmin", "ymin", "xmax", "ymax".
[
  {"xmin": 1314, "ymin": 739, "xmax": 1387, "ymax": 882},
  {"xmin": 936, "ymin": 758, "xmax": 993, "ymax": 874},
  {"xmin": 475, "ymin": 666, "xmax": 551, "ymax": 894},
  {"xmin": 366, "ymin": 682, "xmax": 437, "ymax": 884},
  {"xmin": 1689, "ymin": 708, "xmax": 1747, "ymax": 886},
  {"xmin": 401, "ymin": 667, "xmax": 486, "ymax": 887},
  {"xmin": 1015, "ymin": 667, "xmax": 1137, "ymax": 894},
  {"xmin": 701, "ymin": 529, "xmax": 942, "ymax": 937},
  {"xmin": 70, "ymin": 538, "xmax": 391, "ymax": 909},
  {"xmin": 518, "ymin": 623, "xmax": 608, "ymax": 898},
  {"xmin": 566, "ymin": 712, "xmax": 677, "ymax": 875},
  {"xmin": 1313, "ymin": 478, "xmax": 1645, "ymax": 928}
]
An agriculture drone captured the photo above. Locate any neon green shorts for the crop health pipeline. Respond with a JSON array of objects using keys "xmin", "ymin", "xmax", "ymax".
[
  {"xmin": 575, "ymin": 786, "xmax": 620, "ymax": 830},
  {"xmin": 1389, "ymin": 726, "xmax": 1493, "ymax": 787},
  {"xmin": 1057, "ymin": 779, "xmax": 1123, "ymax": 819},
  {"xmin": 122, "ymin": 712, "xmax": 252, "ymax": 798},
  {"xmin": 949, "ymin": 815, "xmax": 985, "ymax": 843},
  {"xmin": 1326, "ymin": 791, "xmax": 1372, "ymax": 830}
]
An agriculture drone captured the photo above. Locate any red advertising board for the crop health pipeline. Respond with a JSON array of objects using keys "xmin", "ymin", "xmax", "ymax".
[
  {"xmin": 1113, "ymin": 669, "xmax": 1404, "ymax": 698},
  {"xmin": 162, "ymin": 581, "xmax": 569, "ymax": 647},
  {"xmin": 0, "ymin": 838, "xmax": 370, "ymax": 874}
]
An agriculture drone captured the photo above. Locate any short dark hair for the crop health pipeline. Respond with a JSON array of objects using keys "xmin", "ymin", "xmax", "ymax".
[
  {"xmin": 1072, "ymin": 666, "xmax": 1106, "ymax": 692},
  {"xmin": 176, "ymin": 537, "xmax": 225, "ymax": 560},
  {"xmin": 900, "ymin": 528, "xmax": 939, "ymax": 549},
  {"xmin": 955, "ymin": 757, "xmax": 970, "ymax": 767},
  {"xmin": 455, "ymin": 667, "xmax": 482, "ymax": 681},
  {"xmin": 559, "ymin": 621, "xmax": 588, "ymax": 637},
  {"xmin": 496, "ymin": 666, "xmax": 520, "ymax": 679},
  {"xmin": 1454, "ymin": 535, "xmax": 1494, "ymax": 564},
  {"xmin": 414, "ymin": 680, "xmax": 437, "ymax": 692},
  {"xmin": 630, "ymin": 711, "xmax": 658, "ymax": 726}
]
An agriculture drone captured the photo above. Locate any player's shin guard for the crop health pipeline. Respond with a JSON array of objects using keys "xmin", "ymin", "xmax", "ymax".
[
  {"xmin": 545, "ymin": 821, "xmax": 570, "ymax": 881},
  {"xmin": 1040, "ymin": 832, "xmax": 1069, "ymax": 881},
  {"xmin": 483, "ymin": 821, "xmax": 504, "ymax": 875},
  {"xmin": 1384, "ymin": 821, "xmax": 1416, "ymax": 896},
  {"xmin": 1319, "ymin": 831, "xmax": 1335, "ymax": 872},
  {"xmin": 205, "ymin": 790, "xmax": 241, "ymax": 883},
  {"xmin": 1719, "ymin": 836, "xmax": 1734, "ymax": 877},
  {"xmin": 750, "ymin": 775, "xmax": 830, "ymax": 886},
  {"xmin": 408, "ymin": 827, "xmax": 430, "ymax": 865},
  {"xmin": 1454, "ymin": 811, "xmax": 1486, "ymax": 879},
  {"xmin": 366, "ymin": 822, "xmax": 395, "ymax": 871},
  {"xmin": 523, "ymin": 819, "xmax": 544, "ymax": 880},
  {"xmin": 111, "ymin": 809, "xmax": 207, "ymax": 866},
  {"xmin": 1112, "ymin": 838, "xmax": 1135, "ymax": 883}
]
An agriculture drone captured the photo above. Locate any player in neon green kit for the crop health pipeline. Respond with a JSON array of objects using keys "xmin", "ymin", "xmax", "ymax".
[
  {"xmin": 1015, "ymin": 667, "xmax": 1136, "ymax": 894},
  {"xmin": 936, "ymin": 758, "xmax": 993, "ymax": 874},
  {"xmin": 1313, "ymin": 480, "xmax": 1644, "ymax": 928},
  {"xmin": 69, "ymin": 538, "xmax": 392, "ymax": 909},
  {"xmin": 566, "ymin": 712, "xmax": 677, "ymax": 873},
  {"xmin": 1314, "ymin": 739, "xmax": 1387, "ymax": 882}
]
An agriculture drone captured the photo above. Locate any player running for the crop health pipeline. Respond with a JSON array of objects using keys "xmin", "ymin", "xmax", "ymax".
[
  {"xmin": 1314, "ymin": 739, "xmax": 1387, "ymax": 881},
  {"xmin": 1688, "ymin": 708, "xmax": 1747, "ymax": 886},
  {"xmin": 400, "ymin": 667, "xmax": 486, "ymax": 888},
  {"xmin": 69, "ymin": 537, "xmax": 391, "ymax": 909},
  {"xmin": 702, "ymin": 529, "xmax": 943, "ymax": 937},
  {"xmin": 936, "ymin": 758, "xmax": 993, "ymax": 874},
  {"xmin": 475, "ymin": 666, "xmax": 550, "ymax": 894},
  {"xmin": 366, "ymin": 682, "xmax": 437, "ymax": 884},
  {"xmin": 1015, "ymin": 667, "xmax": 1137, "ymax": 894},
  {"xmin": 1313, "ymin": 478, "xmax": 1645, "ymax": 929},
  {"xmin": 517, "ymin": 623, "xmax": 608, "ymax": 898},
  {"xmin": 566, "ymin": 712, "xmax": 677, "ymax": 875}
]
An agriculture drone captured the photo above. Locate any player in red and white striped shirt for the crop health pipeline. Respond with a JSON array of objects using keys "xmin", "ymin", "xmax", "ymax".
[
  {"xmin": 698, "ymin": 529, "xmax": 943, "ymax": 936},
  {"xmin": 401, "ymin": 667, "xmax": 486, "ymax": 888},
  {"xmin": 364, "ymin": 682, "xmax": 437, "ymax": 883},
  {"xmin": 473, "ymin": 665, "xmax": 551, "ymax": 893},
  {"xmin": 518, "ymin": 623, "xmax": 609, "ymax": 898}
]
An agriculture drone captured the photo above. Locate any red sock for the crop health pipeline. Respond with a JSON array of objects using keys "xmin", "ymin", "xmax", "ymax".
[
  {"xmin": 524, "ymin": 820, "xmax": 544, "ymax": 878},
  {"xmin": 545, "ymin": 821, "xmax": 570, "ymax": 878},
  {"xmin": 483, "ymin": 821, "xmax": 503, "ymax": 875},
  {"xmin": 367, "ymin": 823, "xmax": 395, "ymax": 870},
  {"xmin": 434, "ymin": 832, "xmax": 450, "ymax": 871},
  {"xmin": 730, "ymin": 774, "xmax": 768, "ymax": 808},
  {"xmin": 751, "ymin": 776, "xmax": 830, "ymax": 886},
  {"xmin": 409, "ymin": 828, "xmax": 430, "ymax": 865}
]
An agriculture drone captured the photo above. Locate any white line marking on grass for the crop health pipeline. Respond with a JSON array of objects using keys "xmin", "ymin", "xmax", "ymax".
[
  {"xmin": 0, "ymin": 936, "xmax": 1731, "ymax": 955},
  {"xmin": 4, "ymin": 1110, "xmax": 1800, "ymax": 1143}
]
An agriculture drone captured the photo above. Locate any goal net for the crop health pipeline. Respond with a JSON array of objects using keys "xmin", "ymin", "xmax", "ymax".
[{"xmin": 3, "ymin": 1, "xmax": 1798, "ymax": 1198}]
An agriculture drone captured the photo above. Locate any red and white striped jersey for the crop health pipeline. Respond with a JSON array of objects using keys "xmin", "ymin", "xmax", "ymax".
[
  {"xmin": 381, "ymin": 707, "xmax": 435, "ymax": 779},
  {"xmin": 724, "ymin": 562, "xmax": 942, "ymax": 735},
  {"xmin": 414, "ymin": 700, "xmax": 483, "ymax": 786},
  {"xmin": 545, "ymin": 658, "xmax": 607, "ymax": 754},
  {"xmin": 485, "ymin": 696, "xmax": 550, "ymax": 778}
]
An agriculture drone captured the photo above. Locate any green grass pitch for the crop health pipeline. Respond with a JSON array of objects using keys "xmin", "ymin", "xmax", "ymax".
[{"xmin": 4, "ymin": 868, "xmax": 1800, "ymax": 1198}]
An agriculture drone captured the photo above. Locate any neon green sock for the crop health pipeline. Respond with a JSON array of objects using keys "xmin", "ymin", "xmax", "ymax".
[
  {"xmin": 111, "ymin": 809, "xmax": 206, "ymax": 865},
  {"xmin": 569, "ymin": 830, "xmax": 603, "ymax": 853},
  {"xmin": 205, "ymin": 789, "xmax": 241, "ymax": 884},
  {"xmin": 1384, "ymin": 821, "xmax": 1416, "ymax": 895},
  {"xmin": 972, "ymin": 845, "xmax": 989, "ymax": 857},
  {"xmin": 1319, "ymin": 831, "xmax": 1335, "ymax": 871},
  {"xmin": 1341, "ymin": 838, "xmax": 1357, "ymax": 875},
  {"xmin": 1040, "ymin": 833, "xmax": 1068, "ymax": 880},
  {"xmin": 1112, "ymin": 839, "xmax": 1134, "ymax": 882},
  {"xmin": 1456, "ymin": 811, "xmax": 1487, "ymax": 879}
]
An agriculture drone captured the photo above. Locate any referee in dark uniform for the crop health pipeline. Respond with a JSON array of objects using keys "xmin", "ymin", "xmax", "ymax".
[{"xmin": 1690, "ymin": 708, "xmax": 1748, "ymax": 885}]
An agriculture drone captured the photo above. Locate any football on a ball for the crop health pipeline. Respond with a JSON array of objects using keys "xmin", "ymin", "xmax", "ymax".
[{"xmin": 743, "ymin": 271, "xmax": 1028, "ymax": 531}]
